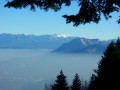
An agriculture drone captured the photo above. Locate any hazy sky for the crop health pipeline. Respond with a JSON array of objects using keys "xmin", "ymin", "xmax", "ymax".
[{"xmin": 0, "ymin": 1, "xmax": 120, "ymax": 40}]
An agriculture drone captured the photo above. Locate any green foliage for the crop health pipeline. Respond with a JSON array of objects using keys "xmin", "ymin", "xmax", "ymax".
[
  {"xmin": 88, "ymin": 40, "xmax": 120, "ymax": 90},
  {"xmin": 51, "ymin": 70, "xmax": 69, "ymax": 90},
  {"xmin": 63, "ymin": 0, "xmax": 120, "ymax": 26},
  {"xmin": 63, "ymin": 0, "xmax": 101, "ymax": 26},
  {"xmin": 4, "ymin": 0, "xmax": 120, "ymax": 26},
  {"xmin": 71, "ymin": 73, "xmax": 81, "ymax": 90},
  {"xmin": 4, "ymin": 0, "xmax": 71, "ymax": 11}
]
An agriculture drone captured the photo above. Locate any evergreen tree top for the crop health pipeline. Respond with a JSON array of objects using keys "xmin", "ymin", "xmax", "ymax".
[
  {"xmin": 116, "ymin": 37, "xmax": 120, "ymax": 48},
  {"xmin": 51, "ymin": 70, "xmax": 69, "ymax": 90},
  {"xmin": 71, "ymin": 73, "xmax": 81, "ymax": 90}
]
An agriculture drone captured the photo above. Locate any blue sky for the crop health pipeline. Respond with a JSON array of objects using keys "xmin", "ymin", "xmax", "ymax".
[{"xmin": 0, "ymin": 1, "xmax": 120, "ymax": 40}]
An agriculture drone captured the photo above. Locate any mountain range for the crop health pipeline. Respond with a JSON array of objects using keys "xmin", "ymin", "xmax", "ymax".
[
  {"xmin": 52, "ymin": 38, "xmax": 110, "ymax": 54},
  {"xmin": 0, "ymin": 33, "xmax": 76, "ymax": 49},
  {"xmin": 0, "ymin": 33, "xmax": 112, "ymax": 53}
]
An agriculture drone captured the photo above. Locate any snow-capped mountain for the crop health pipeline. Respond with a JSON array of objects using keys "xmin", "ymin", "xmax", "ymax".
[
  {"xmin": 52, "ymin": 38, "xmax": 110, "ymax": 54},
  {"xmin": 54, "ymin": 34, "xmax": 72, "ymax": 38},
  {"xmin": 0, "ymin": 33, "xmax": 76, "ymax": 49}
]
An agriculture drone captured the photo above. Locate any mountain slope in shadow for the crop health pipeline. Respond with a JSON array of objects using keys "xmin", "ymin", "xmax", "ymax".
[{"xmin": 52, "ymin": 38, "xmax": 109, "ymax": 54}]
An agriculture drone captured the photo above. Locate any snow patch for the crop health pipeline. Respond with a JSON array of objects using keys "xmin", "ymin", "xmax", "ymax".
[
  {"xmin": 55, "ymin": 34, "xmax": 71, "ymax": 38},
  {"xmin": 80, "ymin": 38, "xmax": 87, "ymax": 46}
]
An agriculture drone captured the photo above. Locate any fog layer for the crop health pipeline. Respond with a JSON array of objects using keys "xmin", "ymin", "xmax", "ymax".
[{"xmin": 0, "ymin": 49, "xmax": 101, "ymax": 90}]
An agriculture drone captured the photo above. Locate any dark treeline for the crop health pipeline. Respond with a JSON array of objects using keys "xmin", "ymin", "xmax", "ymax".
[
  {"xmin": 45, "ymin": 37, "xmax": 120, "ymax": 90},
  {"xmin": 44, "ymin": 70, "xmax": 88, "ymax": 90}
]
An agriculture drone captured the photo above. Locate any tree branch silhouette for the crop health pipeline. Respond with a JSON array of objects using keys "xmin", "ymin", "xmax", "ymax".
[{"xmin": 4, "ymin": 0, "xmax": 120, "ymax": 26}]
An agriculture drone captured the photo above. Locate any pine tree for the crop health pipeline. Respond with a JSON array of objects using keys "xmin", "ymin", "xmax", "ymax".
[
  {"xmin": 88, "ymin": 74, "xmax": 98, "ymax": 90},
  {"xmin": 71, "ymin": 73, "xmax": 81, "ymax": 90},
  {"xmin": 51, "ymin": 70, "xmax": 69, "ymax": 90},
  {"xmin": 116, "ymin": 37, "xmax": 120, "ymax": 49},
  {"xmin": 88, "ymin": 41, "xmax": 120, "ymax": 90}
]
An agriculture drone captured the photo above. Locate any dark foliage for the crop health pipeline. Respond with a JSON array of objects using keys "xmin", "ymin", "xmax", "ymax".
[
  {"xmin": 63, "ymin": 0, "xmax": 120, "ymax": 26},
  {"xmin": 88, "ymin": 74, "xmax": 97, "ymax": 90},
  {"xmin": 51, "ymin": 70, "xmax": 69, "ymax": 90},
  {"xmin": 4, "ymin": 0, "xmax": 71, "ymax": 11},
  {"xmin": 71, "ymin": 73, "xmax": 81, "ymax": 90},
  {"xmin": 88, "ymin": 40, "xmax": 120, "ymax": 90},
  {"xmin": 116, "ymin": 37, "xmax": 120, "ymax": 49},
  {"xmin": 4, "ymin": 0, "xmax": 120, "ymax": 26}
]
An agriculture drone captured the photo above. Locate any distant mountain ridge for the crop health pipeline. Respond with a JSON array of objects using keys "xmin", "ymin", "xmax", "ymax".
[
  {"xmin": 0, "ymin": 33, "xmax": 114, "ymax": 53},
  {"xmin": 52, "ymin": 38, "xmax": 111, "ymax": 54},
  {"xmin": 0, "ymin": 33, "xmax": 76, "ymax": 49}
]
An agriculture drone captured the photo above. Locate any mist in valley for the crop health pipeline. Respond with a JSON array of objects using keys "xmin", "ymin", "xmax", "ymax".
[{"xmin": 0, "ymin": 49, "xmax": 101, "ymax": 90}]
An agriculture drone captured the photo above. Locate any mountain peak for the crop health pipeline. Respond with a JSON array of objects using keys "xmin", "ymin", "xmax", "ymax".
[{"xmin": 53, "ymin": 34, "xmax": 72, "ymax": 38}]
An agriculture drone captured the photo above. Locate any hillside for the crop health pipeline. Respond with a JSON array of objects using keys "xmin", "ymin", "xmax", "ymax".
[{"xmin": 52, "ymin": 38, "xmax": 110, "ymax": 54}]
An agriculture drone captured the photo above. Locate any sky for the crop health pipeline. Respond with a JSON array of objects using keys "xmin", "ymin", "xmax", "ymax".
[{"xmin": 0, "ymin": 1, "xmax": 120, "ymax": 40}]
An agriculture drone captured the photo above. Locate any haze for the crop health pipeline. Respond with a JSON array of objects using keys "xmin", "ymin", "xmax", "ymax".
[{"xmin": 0, "ymin": 49, "xmax": 101, "ymax": 90}]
